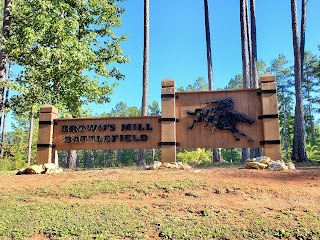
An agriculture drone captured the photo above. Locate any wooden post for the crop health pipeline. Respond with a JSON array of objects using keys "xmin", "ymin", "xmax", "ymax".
[
  {"xmin": 36, "ymin": 105, "xmax": 58, "ymax": 164},
  {"xmin": 259, "ymin": 74, "xmax": 282, "ymax": 160},
  {"xmin": 161, "ymin": 79, "xmax": 176, "ymax": 163}
]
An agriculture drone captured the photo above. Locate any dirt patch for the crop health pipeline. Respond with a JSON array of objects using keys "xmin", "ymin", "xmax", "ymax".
[{"xmin": 1, "ymin": 167, "xmax": 319, "ymax": 212}]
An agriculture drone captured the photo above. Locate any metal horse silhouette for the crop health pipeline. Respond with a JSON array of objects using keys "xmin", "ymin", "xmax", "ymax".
[{"xmin": 186, "ymin": 97, "xmax": 255, "ymax": 142}]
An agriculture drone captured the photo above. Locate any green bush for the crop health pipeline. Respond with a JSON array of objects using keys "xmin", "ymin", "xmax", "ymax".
[
  {"xmin": 177, "ymin": 148, "xmax": 211, "ymax": 164},
  {"xmin": 0, "ymin": 157, "xmax": 26, "ymax": 172},
  {"xmin": 306, "ymin": 143, "xmax": 320, "ymax": 161}
]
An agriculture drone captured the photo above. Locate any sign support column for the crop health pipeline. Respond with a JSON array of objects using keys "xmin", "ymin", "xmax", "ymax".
[
  {"xmin": 160, "ymin": 79, "xmax": 177, "ymax": 163},
  {"xmin": 259, "ymin": 74, "xmax": 282, "ymax": 160},
  {"xmin": 36, "ymin": 105, "xmax": 58, "ymax": 165}
]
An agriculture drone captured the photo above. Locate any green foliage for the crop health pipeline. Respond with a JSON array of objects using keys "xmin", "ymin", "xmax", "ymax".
[
  {"xmin": 225, "ymin": 74, "xmax": 243, "ymax": 90},
  {"xmin": 177, "ymin": 77, "xmax": 208, "ymax": 92},
  {"xmin": 7, "ymin": 0, "xmax": 129, "ymax": 117},
  {"xmin": 58, "ymin": 148, "xmax": 161, "ymax": 168},
  {"xmin": 225, "ymin": 60, "xmax": 266, "ymax": 90},
  {"xmin": 306, "ymin": 143, "xmax": 320, "ymax": 161},
  {"xmin": 148, "ymin": 100, "xmax": 161, "ymax": 116},
  {"xmin": 302, "ymin": 51, "xmax": 320, "ymax": 145},
  {"xmin": 221, "ymin": 148, "xmax": 241, "ymax": 162},
  {"xmin": 177, "ymin": 148, "xmax": 211, "ymax": 164},
  {"xmin": 0, "ymin": 116, "xmax": 38, "ymax": 171},
  {"xmin": 267, "ymin": 54, "xmax": 295, "ymax": 159}
]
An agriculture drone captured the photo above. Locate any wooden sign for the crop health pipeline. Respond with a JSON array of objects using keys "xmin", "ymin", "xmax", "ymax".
[
  {"xmin": 36, "ymin": 74, "xmax": 281, "ymax": 165},
  {"xmin": 53, "ymin": 116, "xmax": 161, "ymax": 151},
  {"xmin": 176, "ymin": 89, "xmax": 263, "ymax": 149}
]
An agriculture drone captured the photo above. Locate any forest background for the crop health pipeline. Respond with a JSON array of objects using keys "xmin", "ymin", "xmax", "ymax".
[{"xmin": 0, "ymin": 0, "xmax": 319, "ymax": 170}]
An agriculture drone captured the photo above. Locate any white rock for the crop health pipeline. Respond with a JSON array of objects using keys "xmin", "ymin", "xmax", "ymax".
[{"xmin": 268, "ymin": 160, "xmax": 288, "ymax": 171}]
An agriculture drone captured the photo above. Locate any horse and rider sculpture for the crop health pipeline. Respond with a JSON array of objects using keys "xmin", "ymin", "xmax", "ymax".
[{"xmin": 186, "ymin": 97, "xmax": 255, "ymax": 142}]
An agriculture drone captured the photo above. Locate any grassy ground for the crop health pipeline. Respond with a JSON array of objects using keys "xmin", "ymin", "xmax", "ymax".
[{"xmin": 0, "ymin": 167, "xmax": 320, "ymax": 239}]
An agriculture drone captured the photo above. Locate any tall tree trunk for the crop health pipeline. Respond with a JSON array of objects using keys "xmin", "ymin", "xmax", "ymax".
[
  {"xmin": 67, "ymin": 150, "xmax": 77, "ymax": 168},
  {"xmin": 0, "ymin": 0, "xmax": 12, "ymax": 145},
  {"xmin": 152, "ymin": 148, "xmax": 155, "ymax": 162},
  {"xmin": 240, "ymin": 0, "xmax": 250, "ymax": 89},
  {"xmin": 249, "ymin": 0, "xmax": 262, "ymax": 158},
  {"xmin": 291, "ymin": 0, "xmax": 308, "ymax": 162},
  {"xmin": 139, "ymin": 0, "xmax": 150, "ymax": 167},
  {"xmin": 246, "ymin": 0, "xmax": 254, "ymax": 159},
  {"xmin": 66, "ymin": 116, "xmax": 78, "ymax": 168},
  {"xmin": 204, "ymin": 0, "xmax": 213, "ymax": 90},
  {"xmin": 240, "ymin": 0, "xmax": 250, "ymax": 161},
  {"xmin": 283, "ymin": 103, "xmax": 289, "ymax": 160},
  {"xmin": 204, "ymin": 0, "xmax": 222, "ymax": 162},
  {"xmin": 0, "ymin": 61, "xmax": 11, "ymax": 158},
  {"xmin": 245, "ymin": 3, "xmax": 252, "ymax": 88},
  {"xmin": 249, "ymin": 0, "xmax": 258, "ymax": 88},
  {"xmin": 307, "ymin": 90, "xmax": 316, "ymax": 144},
  {"xmin": 27, "ymin": 116, "xmax": 34, "ymax": 166},
  {"xmin": 300, "ymin": 0, "xmax": 307, "ymax": 80},
  {"xmin": 0, "ymin": 110, "xmax": 7, "ymax": 158}
]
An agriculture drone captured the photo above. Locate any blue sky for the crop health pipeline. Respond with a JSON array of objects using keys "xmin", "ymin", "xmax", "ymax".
[{"xmin": 88, "ymin": 0, "xmax": 320, "ymax": 115}]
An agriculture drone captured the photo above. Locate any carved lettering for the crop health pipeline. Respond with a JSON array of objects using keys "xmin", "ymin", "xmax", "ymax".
[
  {"xmin": 140, "ymin": 135, "xmax": 148, "ymax": 141},
  {"xmin": 112, "ymin": 135, "xmax": 118, "ymax": 142},
  {"xmin": 121, "ymin": 124, "xmax": 131, "ymax": 131},
  {"xmin": 110, "ymin": 124, "xmax": 116, "ymax": 131},
  {"xmin": 138, "ymin": 124, "xmax": 144, "ymax": 130},
  {"xmin": 62, "ymin": 126, "xmax": 69, "ymax": 132},
  {"xmin": 74, "ymin": 136, "xmax": 80, "ymax": 143},
  {"xmin": 60, "ymin": 122, "xmax": 154, "ymax": 146},
  {"xmin": 65, "ymin": 136, "xmax": 72, "ymax": 143},
  {"xmin": 132, "ymin": 135, "xmax": 139, "ymax": 142},
  {"xmin": 125, "ymin": 135, "xmax": 131, "ymax": 142},
  {"xmin": 78, "ymin": 125, "xmax": 87, "ymax": 132},
  {"xmin": 87, "ymin": 125, "xmax": 97, "ymax": 131},
  {"xmin": 69, "ymin": 126, "xmax": 78, "ymax": 132},
  {"xmin": 80, "ymin": 136, "xmax": 87, "ymax": 142},
  {"xmin": 98, "ymin": 125, "xmax": 108, "ymax": 131},
  {"xmin": 105, "ymin": 135, "xmax": 111, "ymax": 142}
]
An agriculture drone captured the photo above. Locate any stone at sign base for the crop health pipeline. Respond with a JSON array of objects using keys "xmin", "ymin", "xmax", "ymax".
[
  {"xmin": 245, "ymin": 157, "xmax": 295, "ymax": 171},
  {"xmin": 145, "ymin": 161, "xmax": 192, "ymax": 170},
  {"xmin": 245, "ymin": 161, "xmax": 268, "ymax": 169},
  {"xmin": 17, "ymin": 164, "xmax": 63, "ymax": 175}
]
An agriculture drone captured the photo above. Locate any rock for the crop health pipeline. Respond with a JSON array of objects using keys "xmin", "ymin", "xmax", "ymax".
[
  {"xmin": 177, "ymin": 162, "xmax": 192, "ymax": 170},
  {"xmin": 25, "ymin": 165, "xmax": 45, "ymax": 174},
  {"xmin": 45, "ymin": 167, "xmax": 63, "ymax": 174},
  {"xmin": 145, "ymin": 161, "xmax": 162, "ymax": 170},
  {"xmin": 43, "ymin": 163, "xmax": 56, "ymax": 170},
  {"xmin": 256, "ymin": 156, "xmax": 271, "ymax": 164},
  {"xmin": 268, "ymin": 160, "xmax": 288, "ymax": 171},
  {"xmin": 163, "ymin": 162, "xmax": 178, "ymax": 169},
  {"xmin": 162, "ymin": 162, "xmax": 192, "ymax": 170},
  {"xmin": 151, "ymin": 161, "xmax": 162, "ymax": 170},
  {"xmin": 16, "ymin": 168, "xmax": 27, "ymax": 175},
  {"xmin": 286, "ymin": 162, "xmax": 296, "ymax": 170},
  {"xmin": 246, "ymin": 161, "xmax": 268, "ymax": 169},
  {"xmin": 17, "ymin": 163, "xmax": 63, "ymax": 175}
]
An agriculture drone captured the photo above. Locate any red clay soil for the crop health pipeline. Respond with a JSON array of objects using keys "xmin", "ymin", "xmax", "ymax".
[{"xmin": 1, "ymin": 166, "xmax": 319, "ymax": 213}]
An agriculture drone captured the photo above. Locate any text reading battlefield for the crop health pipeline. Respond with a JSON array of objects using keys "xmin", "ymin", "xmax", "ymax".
[{"xmin": 62, "ymin": 123, "xmax": 153, "ymax": 144}]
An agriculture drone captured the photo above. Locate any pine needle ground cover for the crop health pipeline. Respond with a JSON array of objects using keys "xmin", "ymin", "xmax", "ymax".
[{"xmin": 0, "ymin": 167, "xmax": 319, "ymax": 239}]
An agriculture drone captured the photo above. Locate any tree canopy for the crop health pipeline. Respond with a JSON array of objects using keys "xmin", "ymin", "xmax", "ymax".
[{"xmin": 7, "ymin": 0, "xmax": 129, "ymax": 117}]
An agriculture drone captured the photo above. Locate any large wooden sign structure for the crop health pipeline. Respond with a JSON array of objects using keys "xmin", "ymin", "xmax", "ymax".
[{"xmin": 36, "ymin": 74, "xmax": 281, "ymax": 165}]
